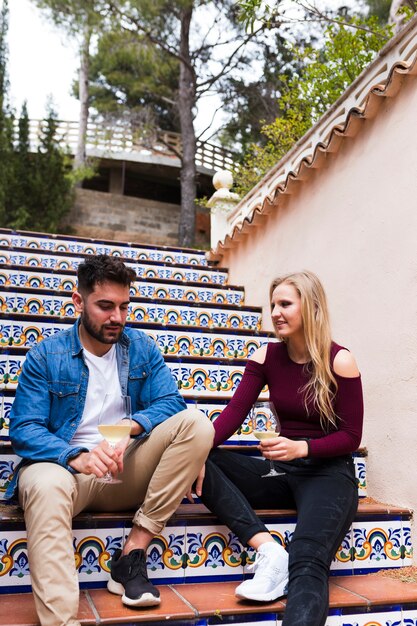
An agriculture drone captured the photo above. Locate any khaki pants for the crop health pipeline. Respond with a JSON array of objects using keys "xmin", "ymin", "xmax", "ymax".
[{"xmin": 18, "ymin": 409, "xmax": 214, "ymax": 626}]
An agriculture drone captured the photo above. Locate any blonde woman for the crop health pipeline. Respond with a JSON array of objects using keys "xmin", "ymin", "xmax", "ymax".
[{"xmin": 198, "ymin": 271, "xmax": 363, "ymax": 626}]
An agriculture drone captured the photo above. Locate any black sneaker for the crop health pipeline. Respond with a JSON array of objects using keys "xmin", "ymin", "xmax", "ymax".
[{"xmin": 107, "ymin": 548, "xmax": 161, "ymax": 607}]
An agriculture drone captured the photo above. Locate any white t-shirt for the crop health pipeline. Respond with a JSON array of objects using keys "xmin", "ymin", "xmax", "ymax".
[{"xmin": 70, "ymin": 344, "xmax": 123, "ymax": 449}]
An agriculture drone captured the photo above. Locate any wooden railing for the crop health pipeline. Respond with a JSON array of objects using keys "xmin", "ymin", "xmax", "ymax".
[{"xmin": 26, "ymin": 119, "xmax": 234, "ymax": 172}]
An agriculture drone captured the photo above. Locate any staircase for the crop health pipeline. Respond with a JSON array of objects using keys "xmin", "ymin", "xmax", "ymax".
[{"xmin": 0, "ymin": 227, "xmax": 415, "ymax": 626}]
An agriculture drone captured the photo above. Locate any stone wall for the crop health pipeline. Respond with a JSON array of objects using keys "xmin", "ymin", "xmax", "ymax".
[{"xmin": 61, "ymin": 189, "xmax": 210, "ymax": 247}]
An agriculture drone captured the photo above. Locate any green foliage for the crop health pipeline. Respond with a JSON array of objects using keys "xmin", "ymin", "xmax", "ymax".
[
  {"xmin": 3, "ymin": 103, "xmax": 75, "ymax": 233},
  {"xmin": 365, "ymin": 0, "xmax": 392, "ymax": 23},
  {"xmin": 397, "ymin": 3, "xmax": 417, "ymax": 22},
  {"xmin": 235, "ymin": 15, "xmax": 393, "ymax": 196},
  {"xmin": 88, "ymin": 28, "xmax": 180, "ymax": 131},
  {"xmin": 0, "ymin": 1, "xmax": 79, "ymax": 233},
  {"xmin": 217, "ymin": 31, "xmax": 306, "ymax": 155}
]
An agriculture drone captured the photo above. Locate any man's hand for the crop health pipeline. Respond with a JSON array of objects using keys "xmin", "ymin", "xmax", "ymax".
[
  {"xmin": 185, "ymin": 464, "xmax": 206, "ymax": 503},
  {"xmin": 260, "ymin": 436, "xmax": 308, "ymax": 461},
  {"xmin": 68, "ymin": 439, "xmax": 125, "ymax": 478}
]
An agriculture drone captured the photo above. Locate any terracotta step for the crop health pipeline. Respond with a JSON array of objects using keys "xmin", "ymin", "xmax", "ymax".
[
  {"xmin": 1, "ymin": 575, "xmax": 417, "ymax": 625},
  {"xmin": 0, "ymin": 501, "xmax": 411, "ymax": 526}
]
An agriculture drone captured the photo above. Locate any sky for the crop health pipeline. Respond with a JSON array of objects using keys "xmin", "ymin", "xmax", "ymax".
[{"xmin": 9, "ymin": 0, "xmax": 80, "ymax": 120}]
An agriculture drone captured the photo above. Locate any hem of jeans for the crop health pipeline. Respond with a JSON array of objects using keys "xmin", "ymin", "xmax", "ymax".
[{"xmin": 240, "ymin": 523, "xmax": 271, "ymax": 547}]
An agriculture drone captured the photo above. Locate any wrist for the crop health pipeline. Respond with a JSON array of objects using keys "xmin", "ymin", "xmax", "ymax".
[
  {"xmin": 130, "ymin": 420, "xmax": 144, "ymax": 436},
  {"xmin": 298, "ymin": 440, "xmax": 309, "ymax": 459},
  {"xmin": 68, "ymin": 451, "xmax": 86, "ymax": 471}
]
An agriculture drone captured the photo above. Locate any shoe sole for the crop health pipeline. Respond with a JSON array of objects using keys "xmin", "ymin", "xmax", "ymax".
[
  {"xmin": 235, "ymin": 580, "xmax": 288, "ymax": 602},
  {"xmin": 107, "ymin": 578, "xmax": 160, "ymax": 607},
  {"xmin": 122, "ymin": 593, "xmax": 161, "ymax": 607}
]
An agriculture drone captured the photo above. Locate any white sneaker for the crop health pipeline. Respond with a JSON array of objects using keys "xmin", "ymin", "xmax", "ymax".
[{"xmin": 235, "ymin": 542, "xmax": 289, "ymax": 602}]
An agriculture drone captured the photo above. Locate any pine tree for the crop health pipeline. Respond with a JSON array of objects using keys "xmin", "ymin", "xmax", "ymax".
[
  {"xmin": 11, "ymin": 101, "xmax": 32, "ymax": 229},
  {"xmin": 32, "ymin": 104, "xmax": 74, "ymax": 233}
]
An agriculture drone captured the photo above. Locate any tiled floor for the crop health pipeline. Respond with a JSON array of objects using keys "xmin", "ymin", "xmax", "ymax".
[{"xmin": 2, "ymin": 576, "xmax": 417, "ymax": 626}]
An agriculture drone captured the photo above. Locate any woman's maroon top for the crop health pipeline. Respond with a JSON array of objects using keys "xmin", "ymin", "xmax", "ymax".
[{"xmin": 213, "ymin": 341, "xmax": 363, "ymax": 457}]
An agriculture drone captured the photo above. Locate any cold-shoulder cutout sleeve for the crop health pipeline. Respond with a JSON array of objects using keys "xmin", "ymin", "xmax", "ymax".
[
  {"xmin": 333, "ymin": 349, "xmax": 360, "ymax": 378},
  {"xmin": 213, "ymin": 359, "xmax": 266, "ymax": 447},
  {"xmin": 249, "ymin": 344, "xmax": 268, "ymax": 364}
]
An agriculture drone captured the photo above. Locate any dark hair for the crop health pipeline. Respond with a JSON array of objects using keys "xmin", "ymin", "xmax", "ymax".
[{"xmin": 77, "ymin": 255, "xmax": 136, "ymax": 294}]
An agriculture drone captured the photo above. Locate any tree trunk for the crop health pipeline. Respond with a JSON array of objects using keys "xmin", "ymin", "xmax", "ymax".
[
  {"xmin": 74, "ymin": 21, "xmax": 90, "ymax": 172},
  {"xmin": 177, "ymin": 4, "xmax": 197, "ymax": 248}
]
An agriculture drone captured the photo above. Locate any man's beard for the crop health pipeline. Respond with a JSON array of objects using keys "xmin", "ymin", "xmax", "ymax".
[{"xmin": 81, "ymin": 309, "xmax": 124, "ymax": 345}]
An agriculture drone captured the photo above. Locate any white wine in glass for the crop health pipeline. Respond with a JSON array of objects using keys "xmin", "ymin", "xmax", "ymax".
[
  {"xmin": 251, "ymin": 401, "xmax": 285, "ymax": 477},
  {"xmin": 97, "ymin": 394, "xmax": 132, "ymax": 484}
]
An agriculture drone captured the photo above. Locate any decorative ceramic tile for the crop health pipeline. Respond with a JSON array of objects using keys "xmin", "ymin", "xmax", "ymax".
[
  {"xmin": 0, "ymin": 234, "xmax": 12, "ymax": 247},
  {"xmin": 150, "ymin": 329, "xmax": 267, "ymax": 359},
  {"xmin": 167, "ymin": 362, "xmax": 266, "ymax": 398},
  {"xmin": 231, "ymin": 617, "xmax": 278, "ymax": 626},
  {"xmin": 0, "ymin": 394, "xmax": 13, "ymax": 439},
  {"xmin": 129, "ymin": 302, "xmax": 260, "ymax": 329},
  {"xmin": 0, "ymin": 354, "xmax": 24, "ymax": 389},
  {"xmin": 144, "ymin": 525, "xmax": 187, "ymax": 583},
  {"xmin": 332, "ymin": 528, "xmax": 354, "ymax": 574},
  {"xmin": 354, "ymin": 457, "xmax": 367, "ymax": 497},
  {"xmin": 351, "ymin": 520, "xmax": 404, "ymax": 572},
  {"xmin": 4, "ymin": 233, "xmax": 208, "ymax": 266},
  {"xmin": 340, "ymin": 611, "xmax": 401, "ymax": 625},
  {"xmin": 73, "ymin": 526, "xmax": 123, "ymax": 585},
  {"xmin": 0, "ymin": 319, "xmax": 265, "ymax": 362},
  {"xmin": 402, "ymin": 609, "xmax": 417, "ymax": 625},
  {"xmin": 130, "ymin": 282, "xmax": 244, "ymax": 306},
  {"xmin": 401, "ymin": 520, "xmax": 413, "ymax": 564},
  {"xmin": 1, "ymin": 250, "xmax": 226, "ymax": 284},
  {"xmin": 0, "ymin": 320, "xmax": 63, "ymax": 348},
  {"xmin": 184, "ymin": 523, "xmax": 245, "ymax": 582},
  {"xmin": 0, "ymin": 268, "xmax": 245, "ymax": 305},
  {"xmin": 0, "ymin": 530, "xmax": 30, "ymax": 590},
  {"xmin": 0, "ymin": 268, "xmax": 77, "ymax": 291},
  {"xmin": 0, "ymin": 292, "xmax": 16, "ymax": 314},
  {"xmin": 0, "ymin": 453, "xmax": 20, "ymax": 499},
  {"xmin": 324, "ymin": 616, "xmax": 341, "ymax": 626}
]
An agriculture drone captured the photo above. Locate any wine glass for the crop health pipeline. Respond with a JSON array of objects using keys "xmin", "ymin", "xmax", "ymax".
[
  {"xmin": 97, "ymin": 394, "xmax": 132, "ymax": 484},
  {"xmin": 251, "ymin": 401, "xmax": 285, "ymax": 478}
]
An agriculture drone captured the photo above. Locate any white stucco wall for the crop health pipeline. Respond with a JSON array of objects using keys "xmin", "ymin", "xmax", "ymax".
[{"xmin": 220, "ymin": 73, "xmax": 417, "ymax": 550}]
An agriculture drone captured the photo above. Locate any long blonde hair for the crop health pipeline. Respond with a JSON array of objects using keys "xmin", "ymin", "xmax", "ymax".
[{"xmin": 270, "ymin": 271, "xmax": 338, "ymax": 430}]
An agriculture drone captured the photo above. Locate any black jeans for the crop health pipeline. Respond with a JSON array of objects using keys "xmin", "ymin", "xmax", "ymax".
[{"xmin": 200, "ymin": 448, "xmax": 358, "ymax": 626}]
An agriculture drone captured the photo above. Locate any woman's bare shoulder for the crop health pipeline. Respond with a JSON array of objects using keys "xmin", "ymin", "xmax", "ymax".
[
  {"xmin": 333, "ymin": 349, "xmax": 360, "ymax": 377},
  {"xmin": 249, "ymin": 344, "xmax": 268, "ymax": 365}
]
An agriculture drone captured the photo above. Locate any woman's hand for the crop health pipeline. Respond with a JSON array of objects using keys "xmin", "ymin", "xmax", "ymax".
[{"xmin": 259, "ymin": 436, "xmax": 308, "ymax": 461}]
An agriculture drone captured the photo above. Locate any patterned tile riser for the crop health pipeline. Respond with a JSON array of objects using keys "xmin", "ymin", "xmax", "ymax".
[
  {"xmin": 0, "ymin": 269, "xmax": 245, "ymax": 305},
  {"xmin": 0, "ymin": 293, "xmax": 261, "ymax": 330},
  {"xmin": 0, "ymin": 453, "xmax": 367, "ymax": 501},
  {"xmin": 0, "ymin": 355, "xmax": 266, "ymax": 400},
  {"xmin": 0, "ymin": 518, "xmax": 410, "ymax": 592},
  {"xmin": 163, "ymin": 615, "xmax": 417, "ymax": 626},
  {"xmin": 0, "ymin": 234, "xmax": 209, "ymax": 266},
  {"xmin": 0, "ymin": 251, "xmax": 227, "ymax": 284},
  {"xmin": 351, "ymin": 519, "xmax": 413, "ymax": 571}
]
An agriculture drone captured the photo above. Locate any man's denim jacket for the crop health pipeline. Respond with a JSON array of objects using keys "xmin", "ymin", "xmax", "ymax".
[{"xmin": 5, "ymin": 320, "xmax": 187, "ymax": 500}]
